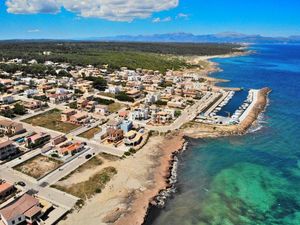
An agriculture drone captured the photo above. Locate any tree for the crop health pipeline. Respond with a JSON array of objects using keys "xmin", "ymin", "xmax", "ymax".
[
  {"xmin": 174, "ymin": 110, "xmax": 182, "ymax": 118},
  {"xmin": 115, "ymin": 92, "xmax": 134, "ymax": 102},
  {"xmin": 85, "ymin": 76, "xmax": 107, "ymax": 91},
  {"xmin": 13, "ymin": 103, "xmax": 27, "ymax": 115}
]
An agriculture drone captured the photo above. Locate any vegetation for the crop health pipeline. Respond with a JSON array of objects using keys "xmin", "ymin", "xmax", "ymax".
[
  {"xmin": 59, "ymin": 155, "xmax": 103, "ymax": 181},
  {"xmin": 155, "ymin": 100, "xmax": 168, "ymax": 106},
  {"xmin": 85, "ymin": 76, "xmax": 107, "ymax": 91},
  {"xmin": 78, "ymin": 127, "xmax": 101, "ymax": 139},
  {"xmin": 22, "ymin": 108, "xmax": 80, "ymax": 133},
  {"xmin": 107, "ymin": 102, "xmax": 123, "ymax": 113},
  {"xmin": 93, "ymin": 97, "xmax": 114, "ymax": 105},
  {"xmin": 115, "ymin": 92, "xmax": 134, "ymax": 102},
  {"xmin": 175, "ymin": 110, "xmax": 182, "ymax": 117},
  {"xmin": 0, "ymin": 42, "xmax": 243, "ymax": 73},
  {"xmin": 13, "ymin": 155, "xmax": 62, "ymax": 179},
  {"xmin": 13, "ymin": 103, "xmax": 27, "ymax": 115},
  {"xmin": 52, "ymin": 167, "xmax": 117, "ymax": 200}
]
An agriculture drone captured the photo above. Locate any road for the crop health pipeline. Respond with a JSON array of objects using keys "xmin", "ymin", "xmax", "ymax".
[{"xmin": 133, "ymin": 92, "xmax": 222, "ymax": 133}]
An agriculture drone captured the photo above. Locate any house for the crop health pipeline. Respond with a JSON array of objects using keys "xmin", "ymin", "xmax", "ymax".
[
  {"xmin": 26, "ymin": 133, "xmax": 51, "ymax": 149},
  {"xmin": 94, "ymin": 105, "xmax": 109, "ymax": 116},
  {"xmin": 124, "ymin": 131, "xmax": 143, "ymax": 146},
  {"xmin": 22, "ymin": 100, "xmax": 42, "ymax": 111},
  {"xmin": 0, "ymin": 120, "xmax": 25, "ymax": 136},
  {"xmin": 0, "ymin": 139, "xmax": 18, "ymax": 160},
  {"xmin": 69, "ymin": 112, "xmax": 89, "ymax": 125},
  {"xmin": 0, "ymin": 79, "xmax": 13, "ymax": 86},
  {"xmin": 118, "ymin": 111, "xmax": 129, "ymax": 119},
  {"xmin": 0, "ymin": 194, "xmax": 43, "ymax": 225},
  {"xmin": 59, "ymin": 142, "xmax": 84, "ymax": 156},
  {"xmin": 61, "ymin": 109, "xmax": 76, "ymax": 122},
  {"xmin": 126, "ymin": 89, "xmax": 141, "ymax": 99},
  {"xmin": 48, "ymin": 93, "xmax": 71, "ymax": 104},
  {"xmin": 52, "ymin": 135, "xmax": 67, "ymax": 145},
  {"xmin": 86, "ymin": 101, "xmax": 97, "ymax": 112},
  {"xmin": 0, "ymin": 180, "xmax": 15, "ymax": 199},
  {"xmin": 145, "ymin": 93, "xmax": 161, "ymax": 105},
  {"xmin": 0, "ymin": 94, "xmax": 14, "ymax": 104},
  {"xmin": 130, "ymin": 108, "xmax": 149, "ymax": 121},
  {"xmin": 73, "ymin": 81, "xmax": 93, "ymax": 93},
  {"xmin": 106, "ymin": 120, "xmax": 122, "ymax": 130},
  {"xmin": 77, "ymin": 98, "xmax": 89, "ymax": 110},
  {"xmin": 120, "ymin": 120, "xmax": 133, "ymax": 133},
  {"xmin": 106, "ymin": 128, "xmax": 123, "ymax": 143}
]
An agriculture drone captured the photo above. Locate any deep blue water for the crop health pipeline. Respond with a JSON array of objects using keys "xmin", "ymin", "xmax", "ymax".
[
  {"xmin": 217, "ymin": 90, "xmax": 248, "ymax": 117},
  {"xmin": 145, "ymin": 44, "xmax": 300, "ymax": 225}
]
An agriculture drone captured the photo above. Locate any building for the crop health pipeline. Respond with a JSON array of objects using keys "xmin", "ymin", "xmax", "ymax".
[
  {"xmin": 106, "ymin": 128, "xmax": 123, "ymax": 143},
  {"xmin": 59, "ymin": 142, "xmax": 84, "ymax": 156},
  {"xmin": 94, "ymin": 105, "xmax": 108, "ymax": 116},
  {"xmin": 69, "ymin": 112, "xmax": 89, "ymax": 125},
  {"xmin": 130, "ymin": 108, "xmax": 149, "ymax": 121},
  {"xmin": 0, "ymin": 180, "xmax": 15, "ymax": 199},
  {"xmin": 126, "ymin": 89, "xmax": 141, "ymax": 99},
  {"xmin": 52, "ymin": 135, "xmax": 67, "ymax": 145},
  {"xmin": 86, "ymin": 101, "xmax": 97, "ymax": 112},
  {"xmin": 26, "ymin": 133, "xmax": 51, "ymax": 149},
  {"xmin": 124, "ymin": 131, "xmax": 143, "ymax": 146},
  {"xmin": 0, "ymin": 194, "xmax": 43, "ymax": 225},
  {"xmin": 120, "ymin": 120, "xmax": 133, "ymax": 133},
  {"xmin": 22, "ymin": 100, "xmax": 42, "ymax": 111},
  {"xmin": 0, "ymin": 139, "xmax": 18, "ymax": 160},
  {"xmin": 61, "ymin": 109, "xmax": 76, "ymax": 122},
  {"xmin": 145, "ymin": 93, "xmax": 161, "ymax": 105},
  {"xmin": 77, "ymin": 98, "xmax": 89, "ymax": 109},
  {"xmin": 0, "ymin": 120, "xmax": 25, "ymax": 136},
  {"xmin": 106, "ymin": 120, "xmax": 122, "ymax": 130},
  {"xmin": 0, "ymin": 94, "xmax": 14, "ymax": 104}
]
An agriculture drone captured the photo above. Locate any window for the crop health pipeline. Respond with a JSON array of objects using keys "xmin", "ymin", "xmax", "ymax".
[
  {"xmin": 18, "ymin": 217, "xmax": 22, "ymax": 221},
  {"xmin": 12, "ymin": 220, "xmax": 15, "ymax": 224}
]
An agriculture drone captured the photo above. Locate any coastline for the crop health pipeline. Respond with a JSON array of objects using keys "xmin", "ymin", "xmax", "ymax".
[{"xmin": 59, "ymin": 49, "xmax": 270, "ymax": 225}]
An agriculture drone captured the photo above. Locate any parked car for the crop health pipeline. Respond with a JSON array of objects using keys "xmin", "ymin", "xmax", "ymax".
[
  {"xmin": 85, "ymin": 154, "xmax": 92, "ymax": 159},
  {"xmin": 16, "ymin": 181, "xmax": 26, "ymax": 187}
]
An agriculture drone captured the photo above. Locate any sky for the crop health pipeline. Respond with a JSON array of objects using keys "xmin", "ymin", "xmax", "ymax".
[{"xmin": 0, "ymin": 0, "xmax": 300, "ymax": 39}]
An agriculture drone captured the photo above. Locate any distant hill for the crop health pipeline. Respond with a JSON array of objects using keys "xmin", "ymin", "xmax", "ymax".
[{"xmin": 86, "ymin": 32, "xmax": 300, "ymax": 44}]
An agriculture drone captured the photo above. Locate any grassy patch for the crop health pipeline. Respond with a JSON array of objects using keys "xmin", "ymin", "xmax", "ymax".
[
  {"xmin": 59, "ymin": 155, "xmax": 103, "ymax": 181},
  {"xmin": 14, "ymin": 154, "xmax": 62, "ymax": 179},
  {"xmin": 78, "ymin": 127, "xmax": 101, "ymax": 139},
  {"xmin": 22, "ymin": 108, "xmax": 80, "ymax": 133},
  {"xmin": 108, "ymin": 102, "xmax": 123, "ymax": 113},
  {"xmin": 52, "ymin": 167, "xmax": 117, "ymax": 200}
]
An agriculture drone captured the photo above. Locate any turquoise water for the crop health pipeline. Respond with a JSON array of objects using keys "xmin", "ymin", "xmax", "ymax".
[{"xmin": 145, "ymin": 44, "xmax": 300, "ymax": 225}]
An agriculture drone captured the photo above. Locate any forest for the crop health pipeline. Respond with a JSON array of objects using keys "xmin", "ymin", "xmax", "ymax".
[{"xmin": 0, "ymin": 41, "xmax": 243, "ymax": 73}]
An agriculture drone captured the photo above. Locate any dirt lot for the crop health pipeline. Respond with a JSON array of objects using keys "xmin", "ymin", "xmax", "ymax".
[
  {"xmin": 52, "ymin": 166, "xmax": 117, "ymax": 200},
  {"xmin": 22, "ymin": 108, "xmax": 80, "ymax": 133},
  {"xmin": 14, "ymin": 154, "xmax": 63, "ymax": 179},
  {"xmin": 52, "ymin": 154, "xmax": 118, "ymax": 200},
  {"xmin": 78, "ymin": 127, "xmax": 101, "ymax": 139}
]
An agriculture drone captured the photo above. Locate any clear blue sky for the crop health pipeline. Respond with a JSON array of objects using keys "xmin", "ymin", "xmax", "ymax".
[{"xmin": 1, "ymin": 0, "xmax": 300, "ymax": 39}]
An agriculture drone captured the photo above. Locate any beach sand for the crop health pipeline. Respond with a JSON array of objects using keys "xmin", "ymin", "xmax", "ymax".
[{"xmin": 59, "ymin": 133, "xmax": 185, "ymax": 225}]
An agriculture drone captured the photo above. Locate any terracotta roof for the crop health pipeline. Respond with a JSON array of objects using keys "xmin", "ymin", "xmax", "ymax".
[
  {"xmin": 0, "ymin": 139, "xmax": 13, "ymax": 149},
  {"xmin": 0, "ymin": 194, "xmax": 40, "ymax": 221},
  {"xmin": 0, "ymin": 181, "xmax": 13, "ymax": 193}
]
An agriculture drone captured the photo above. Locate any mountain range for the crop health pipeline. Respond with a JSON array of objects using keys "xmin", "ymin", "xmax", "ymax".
[{"xmin": 86, "ymin": 32, "xmax": 300, "ymax": 43}]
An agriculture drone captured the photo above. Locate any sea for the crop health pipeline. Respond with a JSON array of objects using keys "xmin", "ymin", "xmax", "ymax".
[{"xmin": 144, "ymin": 44, "xmax": 300, "ymax": 225}]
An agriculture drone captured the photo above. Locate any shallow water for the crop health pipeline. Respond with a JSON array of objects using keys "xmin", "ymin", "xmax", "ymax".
[{"xmin": 144, "ymin": 44, "xmax": 300, "ymax": 225}]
